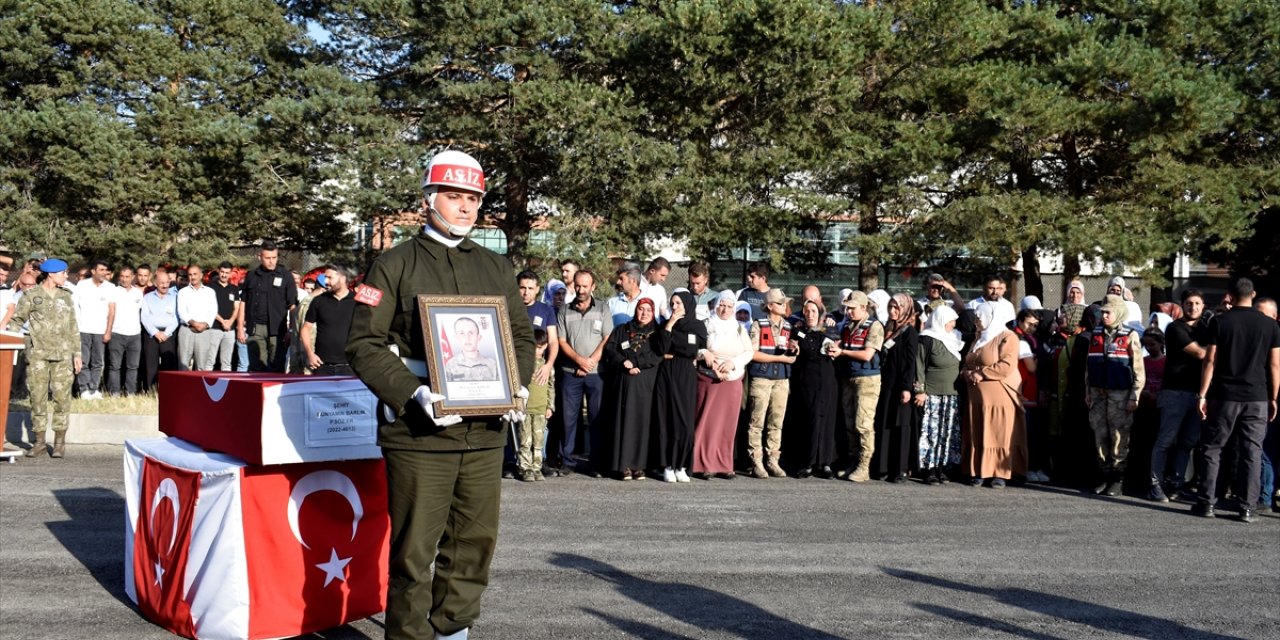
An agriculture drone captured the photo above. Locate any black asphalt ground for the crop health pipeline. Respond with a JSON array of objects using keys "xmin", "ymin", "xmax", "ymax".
[{"xmin": 1, "ymin": 444, "xmax": 1276, "ymax": 640}]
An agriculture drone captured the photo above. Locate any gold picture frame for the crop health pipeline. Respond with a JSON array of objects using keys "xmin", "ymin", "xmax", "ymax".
[{"xmin": 417, "ymin": 294, "xmax": 522, "ymax": 417}]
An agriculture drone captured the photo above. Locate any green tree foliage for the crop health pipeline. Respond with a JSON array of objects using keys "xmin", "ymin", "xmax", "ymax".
[
  {"xmin": 810, "ymin": 0, "xmax": 979, "ymax": 289},
  {"xmin": 906, "ymin": 1, "xmax": 1276, "ymax": 294},
  {"xmin": 0, "ymin": 0, "xmax": 378, "ymax": 267},
  {"xmin": 610, "ymin": 0, "xmax": 867, "ymax": 270},
  {"xmin": 4, "ymin": 0, "xmax": 1273, "ymax": 289},
  {"xmin": 299, "ymin": 0, "xmax": 649, "ymax": 266}
]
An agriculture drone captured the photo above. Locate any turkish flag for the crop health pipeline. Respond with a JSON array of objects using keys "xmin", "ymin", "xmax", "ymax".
[
  {"xmin": 133, "ymin": 458, "xmax": 200, "ymax": 639},
  {"xmin": 440, "ymin": 326, "xmax": 453, "ymax": 362},
  {"xmin": 240, "ymin": 459, "xmax": 390, "ymax": 639}
]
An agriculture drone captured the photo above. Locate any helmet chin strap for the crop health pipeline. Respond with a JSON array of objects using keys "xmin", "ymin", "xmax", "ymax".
[{"xmin": 426, "ymin": 191, "xmax": 474, "ymax": 238}]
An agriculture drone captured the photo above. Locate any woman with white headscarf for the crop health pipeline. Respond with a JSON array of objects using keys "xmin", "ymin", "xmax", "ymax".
[
  {"xmin": 692, "ymin": 291, "xmax": 754, "ymax": 479},
  {"xmin": 868, "ymin": 289, "xmax": 891, "ymax": 325},
  {"xmin": 915, "ymin": 305, "xmax": 964, "ymax": 483},
  {"xmin": 960, "ymin": 300, "xmax": 1027, "ymax": 488}
]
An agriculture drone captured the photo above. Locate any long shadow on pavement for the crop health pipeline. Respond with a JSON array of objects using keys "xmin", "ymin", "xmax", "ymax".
[
  {"xmin": 49, "ymin": 487, "xmax": 133, "ymax": 607},
  {"xmin": 884, "ymin": 567, "xmax": 1247, "ymax": 640},
  {"xmin": 550, "ymin": 552, "xmax": 848, "ymax": 640},
  {"xmin": 1018, "ymin": 483, "xmax": 1196, "ymax": 516}
]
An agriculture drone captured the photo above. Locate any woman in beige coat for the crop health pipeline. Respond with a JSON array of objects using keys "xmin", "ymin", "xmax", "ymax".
[{"xmin": 961, "ymin": 300, "xmax": 1028, "ymax": 487}]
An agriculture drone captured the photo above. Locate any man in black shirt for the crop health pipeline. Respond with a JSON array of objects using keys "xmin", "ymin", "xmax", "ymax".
[
  {"xmin": 236, "ymin": 241, "xmax": 297, "ymax": 372},
  {"xmin": 301, "ymin": 264, "xmax": 356, "ymax": 376},
  {"xmin": 207, "ymin": 262, "xmax": 241, "ymax": 371},
  {"xmin": 1147, "ymin": 289, "xmax": 1208, "ymax": 502},
  {"xmin": 1193, "ymin": 278, "xmax": 1280, "ymax": 522}
]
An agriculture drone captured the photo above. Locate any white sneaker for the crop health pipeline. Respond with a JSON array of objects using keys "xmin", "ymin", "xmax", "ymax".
[
  {"xmin": 663, "ymin": 467, "xmax": 677, "ymax": 483},
  {"xmin": 435, "ymin": 629, "xmax": 468, "ymax": 640},
  {"xmin": 675, "ymin": 468, "xmax": 691, "ymax": 483}
]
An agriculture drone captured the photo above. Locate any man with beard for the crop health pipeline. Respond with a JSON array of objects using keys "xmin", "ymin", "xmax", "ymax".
[{"xmin": 1147, "ymin": 289, "xmax": 1208, "ymax": 501}]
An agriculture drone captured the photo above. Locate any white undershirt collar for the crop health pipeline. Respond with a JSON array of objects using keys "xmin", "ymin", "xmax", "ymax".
[{"xmin": 423, "ymin": 224, "xmax": 463, "ymax": 248}]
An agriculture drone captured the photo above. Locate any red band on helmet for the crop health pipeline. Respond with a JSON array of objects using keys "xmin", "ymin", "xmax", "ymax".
[{"xmin": 428, "ymin": 164, "xmax": 485, "ymax": 191}]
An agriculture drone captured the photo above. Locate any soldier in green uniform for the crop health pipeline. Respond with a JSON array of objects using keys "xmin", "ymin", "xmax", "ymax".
[
  {"xmin": 346, "ymin": 150, "xmax": 534, "ymax": 640},
  {"xmin": 6, "ymin": 259, "xmax": 83, "ymax": 458}
]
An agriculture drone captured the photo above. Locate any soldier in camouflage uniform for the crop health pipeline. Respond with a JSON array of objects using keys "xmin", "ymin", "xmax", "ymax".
[
  {"xmin": 1085, "ymin": 294, "xmax": 1146, "ymax": 496},
  {"xmin": 6, "ymin": 259, "xmax": 82, "ymax": 458}
]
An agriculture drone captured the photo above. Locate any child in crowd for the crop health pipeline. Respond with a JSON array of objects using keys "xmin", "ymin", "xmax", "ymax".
[{"xmin": 518, "ymin": 329, "xmax": 555, "ymax": 482}]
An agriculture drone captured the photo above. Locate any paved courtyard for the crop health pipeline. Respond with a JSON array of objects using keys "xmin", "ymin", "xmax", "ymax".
[{"xmin": 0, "ymin": 444, "xmax": 1275, "ymax": 639}]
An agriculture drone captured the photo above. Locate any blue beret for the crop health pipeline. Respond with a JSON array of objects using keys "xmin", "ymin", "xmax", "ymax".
[
  {"xmin": 39, "ymin": 258, "xmax": 68, "ymax": 274},
  {"xmin": 316, "ymin": 274, "xmax": 327, "ymax": 287}
]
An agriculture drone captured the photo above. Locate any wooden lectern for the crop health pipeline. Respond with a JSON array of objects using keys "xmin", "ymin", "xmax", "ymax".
[{"xmin": 1, "ymin": 331, "xmax": 24, "ymax": 461}]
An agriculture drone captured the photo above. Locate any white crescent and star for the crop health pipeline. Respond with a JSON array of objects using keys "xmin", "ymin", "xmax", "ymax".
[
  {"xmin": 202, "ymin": 377, "xmax": 230, "ymax": 402},
  {"xmin": 287, "ymin": 470, "xmax": 364, "ymax": 587},
  {"xmin": 148, "ymin": 477, "xmax": 181, "ymax": 588}
]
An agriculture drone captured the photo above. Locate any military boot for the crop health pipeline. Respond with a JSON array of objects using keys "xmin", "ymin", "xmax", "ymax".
[
  {"xmin": 750, "ymin": 452, "xmax": 768, "ymax": 479},
  {"xmin": 849, "ymin": 456, "xmax": 872, "ymax": 482},
  {"xmin": 25, "ymin": 431, "xmax": 47, "ymax": 458},
  {"xmin": 765, "ymin": 452, "xmax": 786, "ymax": 478},
  {"xmin": 51, "ymin": 431, "xmax": 66, "ymax": 458}
]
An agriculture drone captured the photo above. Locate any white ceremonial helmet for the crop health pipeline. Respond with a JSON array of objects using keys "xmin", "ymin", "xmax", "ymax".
[{"xmin": 422, "ymin": 150, "xmax": 486, "ymax": 237}]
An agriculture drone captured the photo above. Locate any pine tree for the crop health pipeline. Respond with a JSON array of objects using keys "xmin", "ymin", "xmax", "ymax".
[
  {"xmin": 0, "ymin": 0, "xmax": 378, "ymax": 267},
  {"xmin": 907, "ymin": 0, "xmax": 1275, "ymax": 296}
]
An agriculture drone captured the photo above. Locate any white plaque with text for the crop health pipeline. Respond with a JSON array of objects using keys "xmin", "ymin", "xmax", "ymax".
[{"xmin": 304, "ymin": 394, "xmax": 377, "ymax": 447}]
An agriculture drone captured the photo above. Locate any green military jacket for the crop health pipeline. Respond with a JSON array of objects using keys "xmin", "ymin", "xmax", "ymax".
[
  {"xmin": 346, "ymin": 232, "xmax": 535, "ymax": 451},
  {"xmin": 8, "ymin": 285, "xmax": 80, "ymax": 362}
]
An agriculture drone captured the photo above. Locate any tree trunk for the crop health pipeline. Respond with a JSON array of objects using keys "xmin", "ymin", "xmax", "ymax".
[
  {"xmin": 858, "ymin": 202, "xmax": 880, "ymax": 291},
  {"xmin": 1151, "ymin": 253, "xmax": 1176, "ymax": 305},
  {"xmin": 502, "ymin": 170, "xmax": 531, "ymax": 269},
  {"xmin": 1021, "ymin": 243, "xmax": 1043, "ymax": 301},
  {"xmin": 1062, "ymin": 253, "xmax": 1082, "ymax": 300}
]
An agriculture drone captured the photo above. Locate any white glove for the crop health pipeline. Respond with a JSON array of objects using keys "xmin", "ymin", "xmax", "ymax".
[
  {"xmin": 502, "ymin": 386, "xmax": 530, "ymax": 424},
  {"xmin": 413, "ymin": 385, "xmax": 464, "ymax": 426}
]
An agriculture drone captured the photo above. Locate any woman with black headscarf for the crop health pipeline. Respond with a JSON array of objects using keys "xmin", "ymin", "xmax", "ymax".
[
  {"xmin": 872, "ymin": 293, "xmax": 921, "ymax": 482},
  {"xmin": 789, "ymin": 298, "xmax": 840, "ymax": 478},
  {"xmin": 653, "ymin": 290, "xmax": 707, "ymax": 483},
  {"xmin": 600, "ymin": 298, "xmax": 662, "ymax": 480},
  {"xmin": 1061, "ymin": 303, "xmax": 1103, "ymax": 487}
]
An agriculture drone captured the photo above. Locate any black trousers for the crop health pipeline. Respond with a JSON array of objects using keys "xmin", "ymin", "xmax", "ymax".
[
  {"xmin": 1195, "ymin": 399, "xmax": 1267, "ymax": 508},
  {"xmin": 142, "ymin": 331, "xmax": 179, "ymax": 388}
]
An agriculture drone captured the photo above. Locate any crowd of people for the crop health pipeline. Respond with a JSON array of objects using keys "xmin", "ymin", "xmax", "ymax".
[
  {"xmin": 3, "ymin": 249, "xmax": 1278, "ymax": 524},
  {"xmin": 6, "ymin": 145, "xmax": 1275, "ymax": 640},
  {"xmin": 511, "ymin": 259, "xmax": 1280, "ymax": 525},
  {"xmin": 0, "ymin": 245, "xmax": 358, "ymax": 457}
]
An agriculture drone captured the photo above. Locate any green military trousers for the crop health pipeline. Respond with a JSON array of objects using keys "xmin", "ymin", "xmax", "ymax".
[
  {"xmin": 27, "ymin": 358, "xmax": 73, "ymax": 433},
  {"xmin": 383, "ymin": 446, "xmax": 502, "ymax": 639}
]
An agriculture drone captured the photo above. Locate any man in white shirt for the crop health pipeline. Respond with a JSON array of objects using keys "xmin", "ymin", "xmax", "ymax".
[
  {"xmin": 968, "ymin": 275, "xmax": 1017, "ymax": 327},
  {"xmin": 0, "ymin": 254, "xmax": 14, "ymax": 329},
  {"xmin": 107, "ymin": 266, "xmax": 145, "ymax": 395},
  {"xmin": 73, "ymin": 259, "xmax": 117, "ymax": 399},
  {"xmin": 641, "ymin": 257, "xmax": 671, "ymax": 319},
  {"xmin": 176, "ymin": 264, "xmax": 219, "ymax": 371}
]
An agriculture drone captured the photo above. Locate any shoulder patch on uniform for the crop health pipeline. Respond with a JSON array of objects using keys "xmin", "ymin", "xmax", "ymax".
[{"xmin": 354, "ymin": 284, "xmax": 383, "ymax": 307}]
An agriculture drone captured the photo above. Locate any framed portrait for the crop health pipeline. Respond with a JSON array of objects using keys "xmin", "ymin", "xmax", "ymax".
[{"xmin": 417, "ymin": 294, "xmax": 522, "ymax": 417}]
